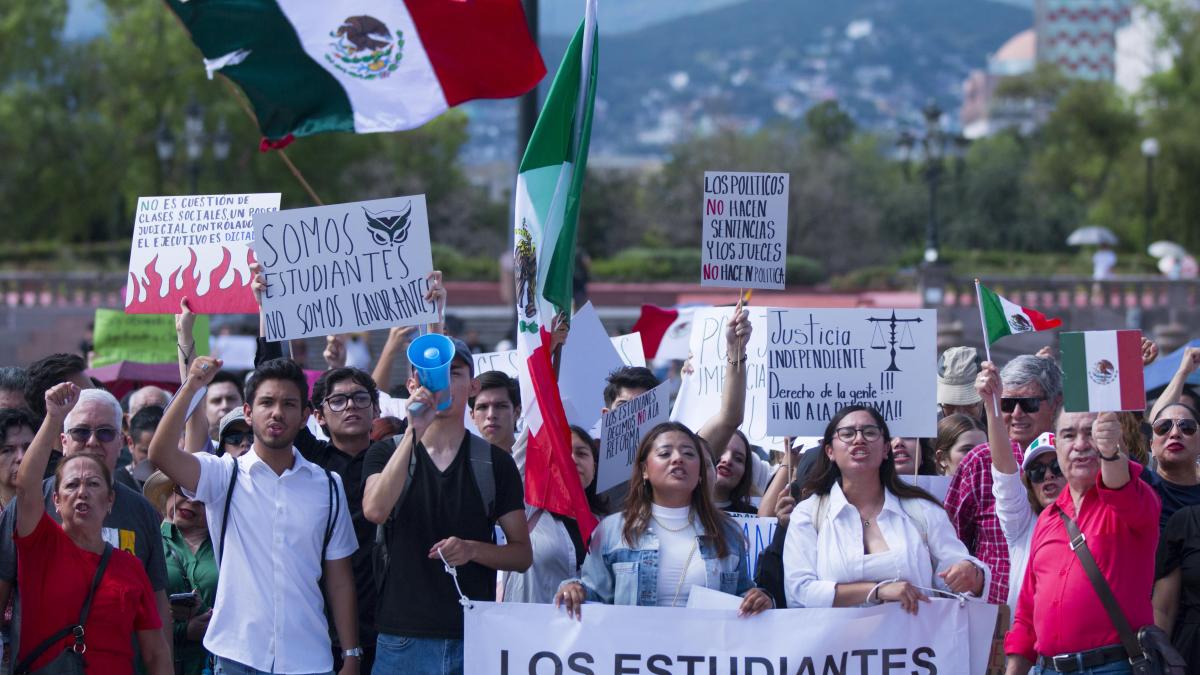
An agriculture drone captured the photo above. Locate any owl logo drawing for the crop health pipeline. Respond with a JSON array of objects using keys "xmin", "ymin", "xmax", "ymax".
[{"xmin": 363, "ymin": 202, "xmax": 413, "ymax": 246}]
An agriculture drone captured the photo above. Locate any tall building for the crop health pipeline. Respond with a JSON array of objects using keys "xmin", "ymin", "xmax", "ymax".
[
  {"xmin": 961, "ymin": 29, "xmax": 1039, "ymax": 138},
  {"xmin": 1035, "ymin": 0, "xmax": 1132, "ymax": 80}
]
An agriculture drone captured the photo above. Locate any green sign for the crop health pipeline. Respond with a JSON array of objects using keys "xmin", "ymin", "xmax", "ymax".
[{"xmin": 92, "ymin": 309, "xmax": 209, "ymax": 367}]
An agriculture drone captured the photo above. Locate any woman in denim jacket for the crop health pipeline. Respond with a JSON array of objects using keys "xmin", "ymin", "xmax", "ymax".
[{"xmin": 555, "ymin": 422, "xmax": 773, "ymax": 617}]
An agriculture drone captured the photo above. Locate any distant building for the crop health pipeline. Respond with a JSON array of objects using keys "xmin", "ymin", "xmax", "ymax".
[
  {"xmin": 961, "ymin": 29, "xmax": 1039, "ymax": 138},
  {"xmin": 1035, "ymin": 0, "xmax": 1132, "ymax": 81}
]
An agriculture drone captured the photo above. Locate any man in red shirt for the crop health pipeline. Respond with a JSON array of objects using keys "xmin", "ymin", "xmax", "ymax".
[
  {"xmin": 944, "ymin": 354, "xmax": 1061, "ymax": 604},
  {"xmin": 1004, "ymin": 410, "xmax": 1161, "ymax": 675}
]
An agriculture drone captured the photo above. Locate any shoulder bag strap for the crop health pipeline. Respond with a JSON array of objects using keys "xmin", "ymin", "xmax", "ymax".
[
  {"xmin": 467, "ymin": 434, "xmax": 496, "ymax": 523},
  {"xmin": 1058, "ymin": 510, "xmax": 1143, "ymax": 660},
  {"xmin": 15, "ymin": 544, "xmax": 113, "ymax": 674},
  {"xmin": 322, "ymin": 468, "xmax": 339, "ymax": 562},
  {"xmin": 218, "ymin": 455, "xmax": 239, "ymax": 566}
]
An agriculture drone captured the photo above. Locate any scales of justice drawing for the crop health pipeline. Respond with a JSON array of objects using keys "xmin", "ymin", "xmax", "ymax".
[{"xmin": 867, "ymin": 311, "xmax": 922, "ymax": 372}]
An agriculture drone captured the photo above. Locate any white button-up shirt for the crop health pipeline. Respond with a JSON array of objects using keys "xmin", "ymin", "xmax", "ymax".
[
  {"xmin": 783, "ymin": 482, "xmax": 990, "ymax": 608},
  {"xmin": 189, "ymin": 446, "xmax": 357, "ymax": 674}
]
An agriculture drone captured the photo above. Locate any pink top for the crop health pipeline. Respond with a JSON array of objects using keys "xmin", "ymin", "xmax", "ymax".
[{"xmin": 1005, "ymin": 462, "xmax": 1161, "ymax": 662}]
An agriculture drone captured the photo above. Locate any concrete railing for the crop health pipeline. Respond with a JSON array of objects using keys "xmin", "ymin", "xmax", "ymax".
[{"xmin": 939, "ymin": 275, "xmax": 1200, "ymax": 312}]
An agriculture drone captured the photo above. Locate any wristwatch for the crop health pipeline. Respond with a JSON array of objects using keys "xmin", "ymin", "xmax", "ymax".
[{"xmin": 343, "ymin": 647, "xmax": 363, "ymax": 659}]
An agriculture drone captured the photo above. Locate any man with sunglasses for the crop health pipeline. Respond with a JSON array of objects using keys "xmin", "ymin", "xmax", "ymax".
[
  {"xmin": 945, "ymin": 354, "xmax": 1062, "ymax": 605},
  {"xmin": 0, "ymin": 387, "xmax": 171, "ymax": 668}
]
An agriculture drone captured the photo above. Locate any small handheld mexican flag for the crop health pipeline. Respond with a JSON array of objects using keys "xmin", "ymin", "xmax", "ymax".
[
  {"xmin": 976, "ymin": 281, "xmax": 1063, "ymax": 345},
  {"xmin": 1061, "ymin": 330, "xmax": 1146, "ymax": 412}
]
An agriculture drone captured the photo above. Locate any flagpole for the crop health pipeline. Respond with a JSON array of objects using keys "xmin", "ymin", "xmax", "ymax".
[{"xmin": 974, "ymin": 278, "xmax": 1000, "ymax": 417}]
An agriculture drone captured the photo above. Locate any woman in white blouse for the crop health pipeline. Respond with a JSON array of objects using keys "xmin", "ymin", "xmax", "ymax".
[{"xmin": 783, "ymin": 405, "xmax": 989, "ymax": 613}]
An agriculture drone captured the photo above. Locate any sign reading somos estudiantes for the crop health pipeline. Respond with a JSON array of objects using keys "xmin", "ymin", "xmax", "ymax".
[
  {"xmin": 252, "ymin": 195, "xmax": 437, "ymax": 341},
  {"xmin": 767, "ymin": 308, "xmax": 937, "ymax": 438},
  {"xmin": 701, "ymin": 171, "xmax": 789, "ymax": 290}
]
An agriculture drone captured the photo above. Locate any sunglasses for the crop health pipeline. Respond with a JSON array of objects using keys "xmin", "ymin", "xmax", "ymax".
[
  {"xmin": 1000, "ymin": 397, "xmax": 1046, "ymax": 414},
  {"xmin": 66, "ymin": 426, "xmax": 119, "ymax": 444},
  {"xmin": 1152, "ymin": 418, "xmax": 1199, "ymax": 437},
  {"xmin": 1027, "ymin": 461, "xmax": 1063, "ymax": 484},
  {"xmin": 834, "ymin": 425, "xmax": 882, "ymax": 443},
  {"xmin": 323, "ymin": 391, "xmax": 373, "ymax": 412},
  {"xmin": 222, "ymin": 431, "xmax": 253, "ymax": 446}
]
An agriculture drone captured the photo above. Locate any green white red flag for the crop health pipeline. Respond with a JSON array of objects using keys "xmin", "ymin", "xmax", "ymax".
[
  {"xmin": 165, "ymin": 0, "xmax": 545, "ymax": 144},
  {"xmin": 976, "ymin": 281, "xmax": 1063, "ymax": 345},
  {"xmin": 1061, "ymin": 330, "xmax": 1146, "ymax": 412},
  {"xmin": 512, "ymin": 0, "xmax": 598, "ymax": 543}
]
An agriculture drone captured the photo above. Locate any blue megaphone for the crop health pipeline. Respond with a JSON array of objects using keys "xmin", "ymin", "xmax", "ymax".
[{"xmin": 407, "ymin": 333, "xmax": 456, "ymax": 411}]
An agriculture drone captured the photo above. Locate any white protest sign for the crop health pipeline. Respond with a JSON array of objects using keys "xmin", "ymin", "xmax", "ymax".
[
  {"xmin": 611, "ymin": 332, "xmax": 646, "ymax": 367},
  {"xmin": 465, "ymin": 600, "xmax": 976, "ymax": 675},
  {"xmin": 903, "ymin": 474, "xmax": 952, "ymax": 502},
  {"xmin": 596, "ymin": 381, "xmax": 671, "ymax": 493},
  {"xmin": 559, "ymin": 302, "xmax": 626, "ymax": 432},
  {"xmin": 726, "ymin": 513, "xmax": 778, "ymax": 579},
  {"xmin": 671, "ymin": 306, "xmax": 782, "ymax": 449},
  {"xmin": 472, "ymin": 350, "xmax": 521, "ymax": 378},
  {"xmin": 767, "ymin": 308, "xmax": 938, "ymax": 438},
  {"xmin": 127, "ymin": 193, "xmax": 280, "ymax": 314},
  {"xmin": 252, "ymin": 195, "xmax": 437, "ymax": 341},
  {"xmin": 210, "ymin": 335, "xmax": 258, "ymax": 371},
  {"xmin": 701, "ymin": 171, "xmax": 789, "ymax": 290}
]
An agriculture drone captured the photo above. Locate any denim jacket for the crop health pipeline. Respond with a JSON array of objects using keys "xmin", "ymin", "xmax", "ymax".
[{"xmin": 572, "ymin": 512, "xmax": 753, "ymax": 606}]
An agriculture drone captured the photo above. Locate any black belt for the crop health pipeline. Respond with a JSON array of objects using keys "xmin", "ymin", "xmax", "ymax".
[{"xmin": 1036, "ymin": 645, "xmax": 1130, "ymax": 673}]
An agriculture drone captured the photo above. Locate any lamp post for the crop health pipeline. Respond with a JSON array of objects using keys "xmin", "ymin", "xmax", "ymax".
[
  {"xmin": 898, "ymin": 102, "xmax": 968, "ymax": 266},
  {"xmin": 156, "ymin": 100, "xmax": 232, "ymax": 194},
  {"xmin": 1141, "ymin": 137, "xmax": 1159, "ymax": 255}
]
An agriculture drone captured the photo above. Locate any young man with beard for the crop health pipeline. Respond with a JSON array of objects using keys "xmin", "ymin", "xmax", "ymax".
[{"xmin": 150, "ymin": 357, "xmax": 361, "ymax": 675}]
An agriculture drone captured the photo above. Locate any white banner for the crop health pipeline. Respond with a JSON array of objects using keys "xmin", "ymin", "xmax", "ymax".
[
  {"xmin": 466, "ymin": 600, "xmax": 982, "ymax": 675},
  {"xmin": 596, "ymin": 381, "xmax": 672, "ymax": 493},
  {"xmin": 252, "ymin": 195, "xmax": 437, "ymax": 341},
  {"xmin": 766, "ymin": 308, "xmax": 938, "ymax": 438},
  {"xmin": 701, "ymin": 171, "xmax": 789, "ymax": 290}
]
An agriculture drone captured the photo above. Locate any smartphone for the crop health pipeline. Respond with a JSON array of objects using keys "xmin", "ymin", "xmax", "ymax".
[{"xmin": 169, "ymin": 592, "xmax": 199, "ymax": 608}]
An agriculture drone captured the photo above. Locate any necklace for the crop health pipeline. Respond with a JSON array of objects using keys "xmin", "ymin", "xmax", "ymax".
[
  {"xmin": 651, "ymin": 513, "xmax": 694, "ymax": 533},
  {"xmin": 670, "ymin": 536, "xmax": 699, "ymax": 607}
]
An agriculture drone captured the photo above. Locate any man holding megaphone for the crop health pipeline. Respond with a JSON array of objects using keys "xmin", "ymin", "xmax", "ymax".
[{"xmin": 363, "ymin": 334, "xmax": 531, "ymax": 675}]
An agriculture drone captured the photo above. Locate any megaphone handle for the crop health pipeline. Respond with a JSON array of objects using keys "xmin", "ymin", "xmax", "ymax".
[{"xmin": 408, "ymin": 401, "xmax": 427, "ymax": 413}]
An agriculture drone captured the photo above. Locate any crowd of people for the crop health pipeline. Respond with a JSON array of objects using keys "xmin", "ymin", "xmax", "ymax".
[{"xmin": 0, "ymin": 271, "xmax": 1194, "ymax": 675}]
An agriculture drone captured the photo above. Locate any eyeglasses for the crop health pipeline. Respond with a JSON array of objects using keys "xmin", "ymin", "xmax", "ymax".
[
  {"xmin": 1152, "ymin": 418, "xmax": 1199, "ymax": 437},
  {"xmin": 1000, "ymin": 397, "xmax": 1046, "ymax": 414},
  {"xmin": 222, "ymin": 431, "xmax": 252, "ymax": 446},
  {"xmin": 1026, "ymin": 461, "xmax": 1063, "ymax": 484},
  {"xmin": 323, "ymin": 391, "xmax": 373, "ymax": 412},
  {"xmin": 66, "ymin": 426, "xmax": 118, "ymax": 444},
  {"xmin": 834, "ymin": 425, "xmax": 882, "ymax": 443}
]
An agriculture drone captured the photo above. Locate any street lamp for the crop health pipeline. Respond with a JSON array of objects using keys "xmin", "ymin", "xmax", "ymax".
[
  {"xmin": 156, "ymin": 100, "xmax": 231, "ymax": 194},
  {"xmin": 898, "ymin": 101, "xmax": 968, "ymax": 265},
  {"xmin": 1141, "ymin": 137, "xmax": 1159, "ymax": 254}
]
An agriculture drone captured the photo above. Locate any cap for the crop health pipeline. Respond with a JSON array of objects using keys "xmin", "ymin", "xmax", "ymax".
[
  {"xmin": 218, "ymin": 408, "xmax": 248, "ymax": 440},
  {"xmin": 937, "ymin": 346, "xmax": 983, "ymax": 406},
  {"xmin": 1021, "ymin": 431, "xmax": 1057, "ymax": 471},
  {"xmin": 142, "ymin": 470, "xmax": 176, "ymax": 516},
  {"xmin": 449, "ymin": 336, "xmax": 474, "ymax": 377}
]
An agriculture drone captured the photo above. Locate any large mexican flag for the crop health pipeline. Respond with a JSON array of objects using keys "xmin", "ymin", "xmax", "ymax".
[
  {"xmin": 165, "ymin": 0, "xmax": 545, "ymax": 142},
  {"xmin": 513, "ymin": 0, "xmax": 598, "ymax": 543}
]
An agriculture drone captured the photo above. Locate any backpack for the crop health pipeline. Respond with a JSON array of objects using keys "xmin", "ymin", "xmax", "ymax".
[
  {"xmin": 218, "ymin": 455, "xmax": 340, "ymax": 567},
  {"xmin": 371, "ymin": 433, "xmax": 496, "ymax": 594}
]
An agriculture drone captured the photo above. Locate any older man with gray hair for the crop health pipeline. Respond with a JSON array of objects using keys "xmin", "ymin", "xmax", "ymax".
[
  {"xmin": 0, "ymin": 386, "xmax": 171, "ymax": 667},
  {"xmin": 944, "ymin": 354, "xmax": 1063, "ymax": 605},
  {"xmin": 128, "ymin": 385, "xmax": 171, "ymax": 419}
]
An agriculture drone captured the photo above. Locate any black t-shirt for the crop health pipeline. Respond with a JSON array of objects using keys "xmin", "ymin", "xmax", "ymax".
[
  {"xmin": 1145, "ymin": 470, "xmax": 1200, "ymax": 530},
  {"xmin": 362, "ymin": 433, "xmax": 523, "ymax": 639}
]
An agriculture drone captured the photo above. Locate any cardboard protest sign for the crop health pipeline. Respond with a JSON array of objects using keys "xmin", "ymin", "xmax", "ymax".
[
  {"xmin": 701, "ymin": 171, "xmax": 789, "ymax": 290},
  {"xmin": 671, "ymin": 306, "xmax": 782, "ymax": 449},
  {"xmin": 472, "ymin": 350, "xmax": 522, "ymax": 378},
  {"xmin": 126, "ymin": 193, "xmax": 280, "ymax": 314},
  {"xmin": 596, "ymin": 381, "xmax": 672, "ymax": 493},
  {"xmin": 560, "ymin": 302, "xmax": 626, "ymax": 432},
  {"xmin": 611, "ymin": 332, "xmax": 646, "ymax": 367},
  {"xmin": 767, "ymin": 308, "xmax": 937, "ymax": 438},
  {"xmin": 252, "ymin": 195, "xmax": 437, "ymax": 341},
  {"xmin": 1060, "ymin": 330, "xmax": 1147, "ymax": 412},
  {"xmin": 93, "ymin": 309, "xmax": 210, "ymax": 367},
  {"xmin": 726, "ymin": 513, "xmax": 778, "ymax": 579}
]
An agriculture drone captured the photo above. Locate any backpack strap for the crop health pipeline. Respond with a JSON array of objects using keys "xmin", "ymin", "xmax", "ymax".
[
  {"xmin": 218, "ymin": 455, "xmax": 239, "ymax": 566},
  {"xmin": 813, "ymin": 494, "xmax": 829, "ymax": 535},
  {"xmin": 15, "ymin": 544, "xmax": 112, "ymax": 675},
  {"xmin": 467, "ymin": 433, "xmax": 496, "ymax": 524},
  {"xmin": 322, "ymin": 468, "xmax": 339, "ymax": 562}
]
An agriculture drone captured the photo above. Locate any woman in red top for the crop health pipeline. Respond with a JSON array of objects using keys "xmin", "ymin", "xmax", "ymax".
[{"xmin": 14, "ymin": 382, "xmax": 170, "ymax": 674}]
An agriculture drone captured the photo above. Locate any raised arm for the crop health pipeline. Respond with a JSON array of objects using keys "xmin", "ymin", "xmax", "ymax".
[
  {"xmin": 1092, "ymin": 411, "xmax": 1131, "ymax": 491},
  {"xmin": 175, "ymin": 298, "xmax": 211, "ymax": 453},
  {"xmin": 150, "ymin": 357, "xmax": 225, "ymax": 493},
  {"xmin": 698, "ymin": 301, "xmax": 750, "ymax": 455},
  {"xmin": 15, "ymin": 383, "xmax": 79, "ymax": 537},
  {"xmin": 1150, "ymin": 347, "xmax": 1200, "ymax": 421},
  {"xmin": 362, "ymin": 380, "xmax": 436, "ymax": 524},
  {"xmin": 372, "ymin": 327, "xmax": 416, "ymax": 392},
  {"xmin": 977, "ymin": 361, "xmax": 1018, "ymax": 475}
]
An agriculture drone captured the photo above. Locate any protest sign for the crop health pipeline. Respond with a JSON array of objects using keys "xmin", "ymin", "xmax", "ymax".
[
  {"xmin": 701, "ymin": 171, "xmax": 789, "ymax": 290},
  {"xmin": 252, "ymin": 195, "xmax": 437, "ymax": 341},
  {"xmin": 126, "ymin": 193, "xmax": 280, "ymax": 314},
  {"xmin": 92, "ymin": 309, "xmax": 209, "ymax": 368},
  {"xmin": 560, "ymin": 302, "xmax": 626, "ymax": 432},
  {"xmin": 210, "ymin": 335, "xmax": 257, "ymax": 371},
  {"xmin": 767, "ymin": 308, "xmax": 937, "ymax": 438},
  {"xmin": 465, "ymin": 600, "xmax": 977, "ymax": 675},
  {"xmin": 726, "ymin": 513, "xmax": 778, "ymax": 579},
  {"xmin": 902, "ymin": 475, "xmax": 952, "ymax": 502},
  {"xmin": 671, "ymin": 306, "xmax": 782, "ymax": 449},
  {"xmin": 472, "ymin": 350, "xmax": 522, "ymax": 378},
  {"xmin": 1060, "ymin": 330, "xmax": 1147, "ymax": 412},
  {"xmin": 596, "ymin": 381, "xmax": 671, "ymax": 493},
  {"xmin": 611, "ymin": 332, "xmax": 646, "ymax": 367}
]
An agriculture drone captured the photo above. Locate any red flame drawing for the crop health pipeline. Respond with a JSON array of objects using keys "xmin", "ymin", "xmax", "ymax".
[{"xmin": 125, "ymin": 247, "xmax": 258, "ymax": 314}]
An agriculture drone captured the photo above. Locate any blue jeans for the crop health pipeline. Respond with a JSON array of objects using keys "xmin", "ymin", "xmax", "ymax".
[
  {"xmin": 213, "ymin": 657, "xmax": 333, "ymax": 675},
  {"xmin": 375, "ymin": 634, "xmax": 463, "ymax": 675},
  {"xmin": 1032, "ymin": 660, "xmax": 1133, "ymax": 674}
]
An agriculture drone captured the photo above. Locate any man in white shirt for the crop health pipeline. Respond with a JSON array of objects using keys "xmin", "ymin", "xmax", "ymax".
[{"xmin": 150, "ymin": 356, "xmax": 361, "ymax": 675}]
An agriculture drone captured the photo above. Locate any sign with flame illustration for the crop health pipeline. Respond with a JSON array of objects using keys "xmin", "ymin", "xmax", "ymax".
[
  {"xmin": 251, "ymin": 195, "xmax": 437, "ymax": 341},
  {"xmin": 126, "ymin": 193, "xmax": 281, "ymax": 314}
]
